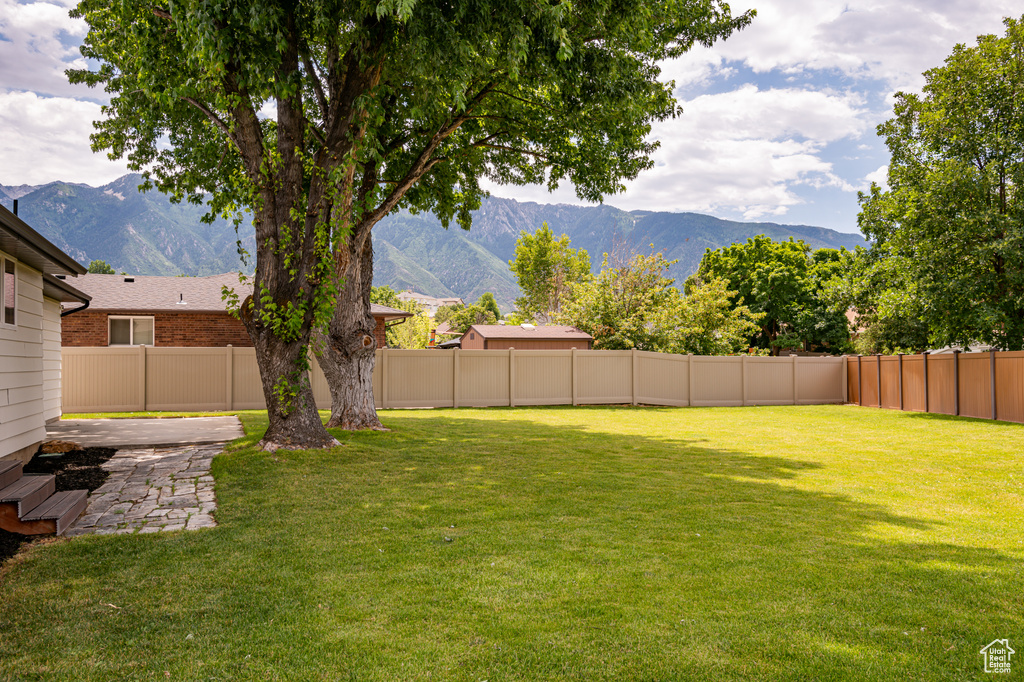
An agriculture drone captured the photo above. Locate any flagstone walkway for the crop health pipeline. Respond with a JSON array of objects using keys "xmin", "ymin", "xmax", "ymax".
[{"xmin": 64, "ymin": 443, "xmax": 223, "ymax": 537}]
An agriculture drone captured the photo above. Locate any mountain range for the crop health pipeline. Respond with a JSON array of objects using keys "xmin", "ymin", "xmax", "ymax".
[{"xmin": 1, "ymin": 174, "xmax": 867, "ymax": 310}]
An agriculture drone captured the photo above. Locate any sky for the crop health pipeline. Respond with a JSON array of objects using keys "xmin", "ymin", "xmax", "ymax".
[{"xmin": 0, "ymin": 0, "xmax": 1020, "ymax": 234}]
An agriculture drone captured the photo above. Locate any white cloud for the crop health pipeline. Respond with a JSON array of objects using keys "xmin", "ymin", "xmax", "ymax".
[
  {"xmin": 863, "ymin": 164, "xmax": 889, "ymax": 190},
  {"xmin": 0, "ymin": 91, "xmax": 131, "ymax": 185},
  {"xmin": 0, "ymin": 0, "xmax": 94, "ymax": 99},
  {"xmin": 492, "ymin": 85, "xmax": 868, "ymax": 220},
  {"xmin": 709, "ymin": 0, "xmax": 1021, "ymax": 91}
]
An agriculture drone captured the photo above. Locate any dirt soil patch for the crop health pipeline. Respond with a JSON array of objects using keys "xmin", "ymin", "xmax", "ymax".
[{"xmin": 0, "ymin": 447, "xmax": 117, "ymax": 565}]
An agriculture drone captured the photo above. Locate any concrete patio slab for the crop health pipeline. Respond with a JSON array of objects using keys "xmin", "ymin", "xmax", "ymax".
[{"xmin": 46, "ymin": 416, "xmax": 245, "ymax": 448}]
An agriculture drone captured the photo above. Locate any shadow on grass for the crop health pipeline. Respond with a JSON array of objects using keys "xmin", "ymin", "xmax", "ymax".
[{"xmin": 0, "ymin": 408, "xmax": 1020, "ymax": 681}]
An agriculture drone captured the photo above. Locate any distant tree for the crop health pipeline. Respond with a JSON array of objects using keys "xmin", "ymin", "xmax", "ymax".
[
  {"xmin": 559, "ymin": 249, "xmax": 761, "ymax": 354},
  {"xmin": 677, "ymin": 277, "xmax": 763, "ymax": 355},
  {"xmin": 389, "ymin": 301, "xmax": 432, "ymax": 349},
  {"xmin": 690, "ymin": 236, "xmax": 850, "ymax": 354},
  {"xmin": 477, "ymin": 292, "xmax": 501, "ymax": 320},
  {"xmin": 509, "ymin": 224, "xmax": 591, "ymax": 323},
  {"xmin": 434, "ymin": 303, "xmax": 465, "ymax": 326},
  {"xmin": 823, "ymin": 248, "xmax": 931, "ymax": 355},
  {"xmin": 370, "ymin": 286, "xmax": 403, "ymax": 310},
  {"xmin": 87, "ymin": 259, "xmax": 115, "ymax": 274},
  {"xmin": 445, "ymin": 305, "xmax": 498, "ymax": 334},
  {"xmin": 858, "ymin": 16, "xmax": 1024, "ymax": 350}
]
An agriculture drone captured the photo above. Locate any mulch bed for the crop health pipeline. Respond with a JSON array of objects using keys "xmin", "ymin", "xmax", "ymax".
[{"xmin": 0, "ymin": 447, "xmax": 117, "ymax": 565}]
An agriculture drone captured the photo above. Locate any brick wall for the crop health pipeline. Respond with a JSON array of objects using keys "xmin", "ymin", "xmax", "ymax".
[
  {"xmin": 64, "ymin": 310, "xmax": 392, "ymax": 348},
  {"xmin": 62, "ymin": 310, "xmax": 253, "ymax": 347}
]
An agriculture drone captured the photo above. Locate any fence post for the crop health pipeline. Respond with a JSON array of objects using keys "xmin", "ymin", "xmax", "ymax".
[
  {"xmin": 858, "ymin": 355, "xmax": 863, "ymax": 406},
  {"xmin": 792, "ymin": 355, "xmax": 798, "ymax": 405},
  {"xmin": 139, "ymin": 344, "xmax": 148, "ymax": 411},
  {"xmin": 687, "ymin": 354, "xmax": 694, "ymax": 407},
  {"xmin": 452, "ymin": 347, "xmax": 460, "ymax": 409},
  {"xmin": 841, "ymin": 355, "xmax": 848, "ymax": 404},
  {"xmin": 953, "ymin": 350, "xmax": 960, "ymax": 416},
  {"xmin": 898, "ymin": 353, "xmax": 904, "ymax": 411},
  {"xmin": 923, "ymin": 352, "xmax": 929, "ymax": 414},
  {"xmin": 381, "ymin": 348, "xmax": 389, "ymax": 409},
  {"xmin": 571, "ymin": 348, "xmax": 578, "ymax": 406},
  {"xmin": 741, "ymin": 355, "xmax": 748, "ymax": 406},
  {"xmin": 990, "ymin": 350, "xmax": 997, "ymax": 421},
  {"xmin": 876, "ymin": 354, "xmax": 882, "ymax": 408},
  {"xmin": 631, "ymin": 349, "xmax": 638, "ymax": 406},
  {"xmin": 225, "ymin": 345, "xmax": 233, "ymax": 410},
  {"xmin": 509, "ymin": 348, "xmax": 516, "ymax": 408}
]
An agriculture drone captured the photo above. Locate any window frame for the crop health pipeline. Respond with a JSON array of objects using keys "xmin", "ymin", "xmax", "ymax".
[
  {"xmin": 107, "ymin": 315, "xmax": 156, "ymax": 346},
  {"xmin": 0, "ymin": 252, "xmax": 17, "ymax": 330}
]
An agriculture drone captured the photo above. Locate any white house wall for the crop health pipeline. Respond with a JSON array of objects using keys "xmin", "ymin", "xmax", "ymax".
[
  {"xmin": 0, "ymin": 261, "xmax": 47, "ymax": 460},
  {"xmin": 42, "ymin": 297, "xmax": 62, "ymax": 423}
]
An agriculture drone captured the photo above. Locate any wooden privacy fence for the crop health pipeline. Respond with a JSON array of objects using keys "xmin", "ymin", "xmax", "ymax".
[
  {"xmin": 847, "ymin": 351, "xmax": 1024, "ymax": 423},
  {"xmin": 61, "ymin": 346, "xmax": 848, "ymax": 413}
]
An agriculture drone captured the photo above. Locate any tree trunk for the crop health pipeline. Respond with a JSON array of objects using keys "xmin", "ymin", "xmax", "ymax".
[
  {"xmin": 249, "ymin": 322, "xmax": 340, "ymax": 451},
  {"xmin": 315, "ymin": 223, "xmax": 386, "ymax": 430}
]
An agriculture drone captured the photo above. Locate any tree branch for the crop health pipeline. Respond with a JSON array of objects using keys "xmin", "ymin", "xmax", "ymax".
[
  {"xmin": 182, "ymin": 97, "xmax": 240, "ymax": 151},
  {"xmin": 301, "ymin": 50, "xmax": 329, "ymax": 122}
]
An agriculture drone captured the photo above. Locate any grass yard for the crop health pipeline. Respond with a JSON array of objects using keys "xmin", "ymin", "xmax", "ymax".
[{"xmin": 1, "ymin": 405, "xmax": 1022, "ymax": 680}]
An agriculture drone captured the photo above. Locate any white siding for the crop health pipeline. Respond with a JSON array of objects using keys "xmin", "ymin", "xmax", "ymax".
[
  {"xmin": 0, "ymin": 261, "xmax": 46, "ymax": 458},
  {"xmin": 42, "ymin": 297, "xmax": 62, "ymax": 422}
]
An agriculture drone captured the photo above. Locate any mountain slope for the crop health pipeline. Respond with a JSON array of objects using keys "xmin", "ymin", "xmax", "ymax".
[{"xmin": 1, "ymin": 175, "xmax": 866, "ymax": 310}]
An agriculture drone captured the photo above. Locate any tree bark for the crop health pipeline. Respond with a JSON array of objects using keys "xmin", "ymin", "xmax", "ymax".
[
  {"xmin": 315, "ymin": 223, "xmax": 386, "ymax": 430},
  {"xmin": 249, "ymin": 319, "xmax": 340, "ymax": 450}
]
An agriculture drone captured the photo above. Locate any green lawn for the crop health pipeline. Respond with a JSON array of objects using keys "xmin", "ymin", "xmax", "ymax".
[{"xmin": 2, "ymin": 405, "xmax": 1022, "ymax": 680}]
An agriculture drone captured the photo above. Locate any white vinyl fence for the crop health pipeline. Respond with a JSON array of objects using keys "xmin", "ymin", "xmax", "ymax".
[{"xmin": 61, "ymin": 347, "xmax": 847, "ymax": 413}]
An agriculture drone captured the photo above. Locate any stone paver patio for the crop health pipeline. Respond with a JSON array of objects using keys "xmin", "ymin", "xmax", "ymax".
[{"xmin": 65, "ymin": 443, "xmax": 223, "ymax": 537}]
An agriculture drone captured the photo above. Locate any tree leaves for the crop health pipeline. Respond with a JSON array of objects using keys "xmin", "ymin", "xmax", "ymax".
[{"xmin": 859, "ymin": 15, "xmax": 1024, "ymax": 351}]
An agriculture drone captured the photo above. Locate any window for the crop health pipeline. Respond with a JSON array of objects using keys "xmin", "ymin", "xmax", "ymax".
[
  {"xmin": 108, "ymin": 316, "xmax": 155, "ymax": 345},
  {"xmin": 1, "ymin": 255, "xmax": 15, "ymax": 328}
]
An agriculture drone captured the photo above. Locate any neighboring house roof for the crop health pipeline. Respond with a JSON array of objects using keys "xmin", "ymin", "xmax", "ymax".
[
  {"xmin": 467, "ymin": 324, "xmax": 592, "ymax": 341},
  {"xmin": 436, "ymin": 336, "xmax": 462, "ymax": 349},
  {"xmin": 63, "ymin": 272, "xmax": 414, "ymax": 320},
  {"xmin": 0, "ymin": 204, "xmax": 87, "ymax": 277},
  {"xmin": 372, "ymin": 303, "xmax": 413, "ymax": 322},
  {"xmin": 434, "ymin": 321, "xmax": 459, "ymax": 336}
]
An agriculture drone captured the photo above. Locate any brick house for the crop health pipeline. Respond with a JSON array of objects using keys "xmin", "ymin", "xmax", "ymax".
[
  {"xmin": 460, "ymin": 324, "xmax": 593, "ymax": 350},
  {"xmin": 60, "ymin": 273, "xmax": 412, "ymax": 349}
]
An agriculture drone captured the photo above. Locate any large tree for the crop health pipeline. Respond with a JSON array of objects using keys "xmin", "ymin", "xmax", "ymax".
[
  {"xmin": 858, "ymin": 15, "xmax": 1024, "ymax": 351},
  {"xmin": 70, "ymin": 0, "xmax": 752, "ymax": 447}
]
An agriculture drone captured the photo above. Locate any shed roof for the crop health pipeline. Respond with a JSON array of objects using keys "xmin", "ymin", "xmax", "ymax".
[
  {"xmin": 63, "ymin": 272, "xmax": 412, "ymax": 320},
  {"xmin": 467, "ymin": 324, "xmax": 592, "ymax": 341}
]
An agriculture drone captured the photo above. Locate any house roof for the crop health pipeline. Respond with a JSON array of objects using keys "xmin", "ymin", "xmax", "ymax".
[
  {"xmin": 64, "ymin": 272, "xmax": 413, "ymax": 320},
  {"xmin": 42, "ymin": 273, "xmax": 91, "ymax": 306},
  {"xmin": 434, "ymin": 321, "xmax": 459, "ymax": 336},
  {"xmin": 467, "ymin": 324, "xmax": 592, "ymax": 340},
  {"xmin": 0, "ymin": 204, "xmax": 87, "ymax": 277}
]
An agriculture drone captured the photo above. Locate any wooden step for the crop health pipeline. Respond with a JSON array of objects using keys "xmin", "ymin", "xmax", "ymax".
[
  {"xmin": 0, "ymin": 475, "xmax": 55, "ymax": 517},
  {"xmin": 0, "ymin": 458, "xmax": 22, "ymax": 489},
  {"xmin": 21, "ymin": 490, "xmax": 89, "ymax": 535}
]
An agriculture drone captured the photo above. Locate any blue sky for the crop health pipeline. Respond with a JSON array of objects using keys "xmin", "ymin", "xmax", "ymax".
[{"xmin": 0, "ymin": 0, "xmax": 1020, "ymax": 234}]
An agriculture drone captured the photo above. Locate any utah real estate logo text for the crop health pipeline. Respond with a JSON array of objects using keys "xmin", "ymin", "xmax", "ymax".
[{"xmin": 981, "ymin": 639, "xmax": 1014, "ymax": 674}]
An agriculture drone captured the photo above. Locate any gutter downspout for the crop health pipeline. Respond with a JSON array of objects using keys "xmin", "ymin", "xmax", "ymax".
[{"xmin": 61, "ymin": 299, "xmax": 90, "ymax": 317}]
